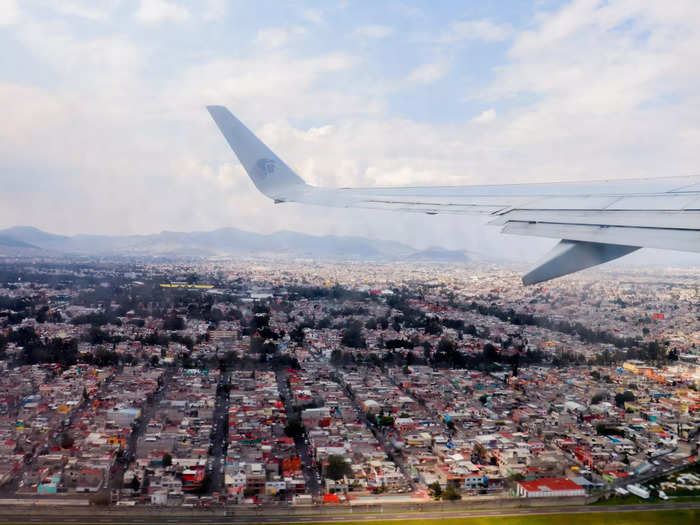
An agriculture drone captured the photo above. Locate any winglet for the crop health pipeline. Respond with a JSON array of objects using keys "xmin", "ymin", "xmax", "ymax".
[
  {"xmin": 206, "ymin": 106, "xmax": 306, "ymax": 200},
  {"xmin": 522, "ymin": 240, "xmax": 639, "ymax": 285}
]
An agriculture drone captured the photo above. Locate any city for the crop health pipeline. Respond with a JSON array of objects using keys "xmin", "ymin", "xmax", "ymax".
[
  {"xmin": 0, "ymin": 258, "xmax": 697, "ymax": 515},
  {"xmin": 3, "ymin": 2, "xmax": 700, "ymax": 524}
]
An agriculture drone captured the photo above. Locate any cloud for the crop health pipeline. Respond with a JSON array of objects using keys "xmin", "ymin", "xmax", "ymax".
[
  {"xmin": 167, "ymin": 53, "xmax": 375, "ymax": 122},
  {"xmin": 354, "ymin": 24, "xmax": 393, "ymax": 39},
  {"xmin": 0, "ymin": 0, "xmax": 19, "ymax": 26},
  {"xmin": 438, "ymin": 18, "xmax": 513, "ymax": 43},
  {"xmin": 201, "ymin": 0, "xmax": 227, "ymax": 21},
  {"xmin": 17, "ymin": 21, "xmax": 145, "ymax": 89},
  {"xmin": 255, "ymin": 26, "xmax": 308, "ymax": 48},
  {"xmin": 134, "ymin": 0, "xmax": 190, "ymax": 24},
  {"xmin": 2, "ymin": 0, "xmax": 700, "ymax": 265},
  {"xmin": 300, "ymin": 8, "xmax": 323, "ymax": 25},
  {"xmin": 406, "ymin": 58, "xmax": 450, "ymax": 84},
  {"xmin": 48, "ymin": 1, "xmax": 112, "ymax": 20},
  {"xmin": 471, "ymin": 109, "xmax": 496, "ymax": 123}
]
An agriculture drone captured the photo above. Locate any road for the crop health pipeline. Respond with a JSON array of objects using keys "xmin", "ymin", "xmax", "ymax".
[
  {"xmin": 112, "ymin": 369, "xmax": 174, "ymax": 493},
  {"xmin": 276, "ymin": 370, "xmax": 321, "ymax": 499},
  {"xmin": 335, "ymin": 370, "xmax": 416, "ymax": 492},
  {"xmin": 208, "ymin": 370, "xmax": 231, "ymax": 494},
  {"xmin": 606, "ymin": 455, "xmax": 698, "ymax": 495},
  {"xmin": 0, "ymin": 501, "xmax": 697, "ymax": 524}
]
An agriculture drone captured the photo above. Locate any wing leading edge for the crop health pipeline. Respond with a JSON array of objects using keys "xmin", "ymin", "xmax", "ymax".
[{"xmin": 206, "ymin": 105, "xmax": 700, "ymax": 284}]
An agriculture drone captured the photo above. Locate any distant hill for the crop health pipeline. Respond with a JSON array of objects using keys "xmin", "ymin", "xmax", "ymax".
[
  {"xmin": 0, "ymin": 234, "xmax": 37, "ymax": 249},
  {"xmin": 0, "ymin": 226, "xmax": 473, "ymax": 263},
  {"xmin": 404, "ymin": 246, "xmax": 471, "ymax": 263}
]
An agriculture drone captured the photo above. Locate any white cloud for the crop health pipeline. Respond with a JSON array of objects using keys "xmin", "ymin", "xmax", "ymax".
[
  {"xmin": 406, "ymin": 58, "xmax": 450, "ymax": 84},
  {"xmin": 167, "ymin": 53, "xmax": 373, "ymax": 122},
  {"xmin": 439, "ymin": 18, "xmax": 513, "ymax": 43},
  {"xmin": 255, "ymin": 26, "xmax": 308, "ymax": 48},
  {"xmin": 354, "ymin": 24, "xmax": 393, "ymax": 39},
  {"xmin": 17, "ymin": 21, "xmax": 144, "ymax": 88},
  {"xmin": 201, "ymin": 0, "xmax": 227, "ymax": 21},
  {"xmin": 48, "ymin": 1, "xmax": 112, "ymax": 20},
  {"xmin": 471, "ymin": 109, "xmax": 496, "ymax": 123},
  {"xmin": 300, "ymin": 8, "xmax": 323, "ymax": 25},
  {"xmin": 0, "ymin": 0, "xmax": 19, "ymax": 26},
  {"xmin": 488, "ymin": 1, "xmax": 700, "ymax": 115},
  {"xmin": 134, "ymin": 0, "xmax": 190, "ymax": 24},
  {"xmin": 3, "ymin": 0, "xmax": 700, "ymax": 263}
]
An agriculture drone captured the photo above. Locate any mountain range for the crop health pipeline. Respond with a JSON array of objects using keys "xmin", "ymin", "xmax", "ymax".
[{"xmin": 0, "ymin": 226, "xmax": 475, "ymax": 262}]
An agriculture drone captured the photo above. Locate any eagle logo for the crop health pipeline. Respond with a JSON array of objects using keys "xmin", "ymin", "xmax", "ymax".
[{"xmin": 255, "ymin": 158, "xmax": 276, "ymax": 181}]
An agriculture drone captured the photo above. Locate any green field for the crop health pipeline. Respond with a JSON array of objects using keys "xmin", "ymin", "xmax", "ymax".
[
  {"xmin": 274, "ymin": 510, "xmax": 698, "ymax": 525},
  {"xmin": 1, "ymin": 509, "xmax": 698, "ymax": 525}
]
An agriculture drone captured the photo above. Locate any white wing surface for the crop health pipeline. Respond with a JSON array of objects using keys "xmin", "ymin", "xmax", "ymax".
[{"xmin": 207, "ymin": 105, "xmax": 700, "ymax": 284}]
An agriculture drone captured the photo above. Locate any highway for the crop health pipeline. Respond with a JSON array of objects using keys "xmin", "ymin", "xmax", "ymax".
[{"xmin": 0, "ymin": 502, "xmax": 697, "ymax": 524}]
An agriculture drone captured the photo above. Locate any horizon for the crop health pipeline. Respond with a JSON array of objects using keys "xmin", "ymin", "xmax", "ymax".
[{"xmin": 2, "ymin": 223, "xmax": 700, "ymax": 269}]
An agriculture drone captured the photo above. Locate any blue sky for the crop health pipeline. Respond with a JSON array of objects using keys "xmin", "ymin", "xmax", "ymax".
[{"xmin": 1, "ymin": 0, "xmax": 700, "ymax": 264}]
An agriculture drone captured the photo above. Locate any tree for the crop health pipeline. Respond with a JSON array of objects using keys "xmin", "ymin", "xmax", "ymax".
[
  {"xmin": 284, "ymin": 418, "xmax": 305, "ymax": 438},
  {"xmin": 424, "ymin": 317, "xmax": 442, "ymax": 335},
  {"xmin": 483, "ymin": 343, "xmax": 498, "ymax": 362},
  {"xmin": 60, "ymin": 432, "xmax": 74, "ymax": 449},
  {"xmin": 326, "ymin": 455, "xmax": 351, "ymax": 480},
  {"xmin": 614, "ymin": 390, "xmax": 635, "ymax": 408},
  {"xmin": 163, "ymin": 315, "xmax": 184, "ymax": 331},
  {"xmin": 596, "ymin": 424, "xmax": 622, "ymax": 436},
  {"xmin": 89, "ymin": 491, "xmax": 111, "ymax": 506},
  {"xmin": 428, "ymin": 481, "xmax": 442, "ymax": 500},
  {"xmin": 378, "ymin": 415, "xmax": 395, "ymax": 427},
  {"xmin": 162, "ymin": 453, "xmax": 172, "ymax": 468},
  {"xmin": 442, "ymin": 486, "xmax": 462, "ymax": 501},
  {"xmin": 129, "ymin": 476, "xmax": 141, "ymax": 492},
  {"xmin": 341, "ymin": 320, "xmax": 366, "ymax": 349},
  {"xmin": 317, "ymin": 317, "xmax": 332, "ymax": 329},
  {"xmin": 330, "ymin": 349, "xmax": 343, "ymax": 366},
  {"xmin": 591, "ymin": 393, "xmax": 606, "ymax": 405},
  {"xmin": 290, "ymin": 325, "xmax": 306, "ymax": 345},
  {"xmin": 249, "ymin": 336, "xmax": 265, "ymax": 354},
  {"xmin": 437, "ymin": 338, "xmax": 455, "ymax": 354}
]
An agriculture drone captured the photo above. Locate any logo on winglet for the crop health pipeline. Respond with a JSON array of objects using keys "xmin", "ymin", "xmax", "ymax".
[{"xmin": 255, "ymin": 158, "xmax": 276, "ymax": 181}]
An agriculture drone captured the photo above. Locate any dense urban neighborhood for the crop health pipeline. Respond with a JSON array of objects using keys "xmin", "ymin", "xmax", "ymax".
[{"xmin": 0, "ymin": 258, "xmax": 698, "ymax": 509}]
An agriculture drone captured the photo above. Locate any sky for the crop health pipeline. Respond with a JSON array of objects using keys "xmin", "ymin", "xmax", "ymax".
[{"xmin": 1, "ymin": 0, "xmax": 700, "ymax": 263}]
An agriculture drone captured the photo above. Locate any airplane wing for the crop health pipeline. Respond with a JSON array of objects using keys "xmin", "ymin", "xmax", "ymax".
[{"xmin": 207, "ymin": 105, "xmax": 700, "ymax": 285}]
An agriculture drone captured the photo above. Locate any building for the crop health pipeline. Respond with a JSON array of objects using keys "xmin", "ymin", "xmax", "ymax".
[{"xmin": 516, "ymin": 478, "xmax": 585, "ymax": 498}]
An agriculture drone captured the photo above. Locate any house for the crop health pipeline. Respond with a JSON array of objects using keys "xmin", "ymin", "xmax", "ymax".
[{"xmin": 516, "ymin": 477, "xmax": 585, "ymax": 498}]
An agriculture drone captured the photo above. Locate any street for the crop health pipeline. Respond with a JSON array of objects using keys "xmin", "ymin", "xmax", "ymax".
[{"xmin": 276, "ymin": 370, "xmax": 322, "ymax": 499}]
